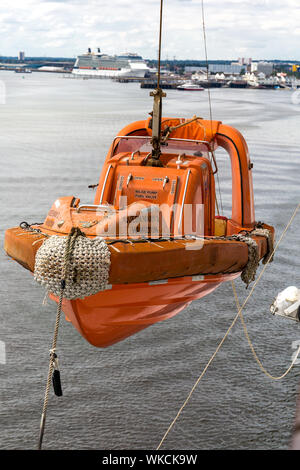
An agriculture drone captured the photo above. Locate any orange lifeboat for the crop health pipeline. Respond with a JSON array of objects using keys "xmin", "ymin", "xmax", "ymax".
[{"xmin": 4, "ymin": 116, "xmax": 274, "ymax": 347}]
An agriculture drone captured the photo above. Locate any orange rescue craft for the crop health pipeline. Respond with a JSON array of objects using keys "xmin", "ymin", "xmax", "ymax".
[{"xmin": 4, "ymin": 116, "xmax": 274, "ymax": 347}]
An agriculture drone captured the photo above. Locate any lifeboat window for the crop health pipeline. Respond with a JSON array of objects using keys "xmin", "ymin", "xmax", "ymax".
[
  {"xmin": 111, "ymin": 136, "xmax": 210, "ymax": 159},
  {"xmin": 213, "ymin": 147, "xmax": 232, "ymax": 219}
]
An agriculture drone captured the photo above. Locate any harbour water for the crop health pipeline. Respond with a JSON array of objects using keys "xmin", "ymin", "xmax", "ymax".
[{"xmin": 0, "ymin": 70, "xmax": 299, "ymax": 450}]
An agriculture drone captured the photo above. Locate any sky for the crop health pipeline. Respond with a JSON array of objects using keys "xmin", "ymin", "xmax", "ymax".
[{"xmin": 0, "ymin": 0, "xmax": 299, "ymax": 61}]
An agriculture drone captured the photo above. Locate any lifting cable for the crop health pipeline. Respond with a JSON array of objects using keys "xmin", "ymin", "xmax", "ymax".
[
  {"xmin": 156, "ymin": 203, "xmax": 300, "ymax": 450},
  {"xmin": 201, "ymin": 0, "xmax": 223, "ymax": 216}
]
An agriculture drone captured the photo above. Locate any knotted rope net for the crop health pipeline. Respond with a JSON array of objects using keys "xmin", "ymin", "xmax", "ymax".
[{"xmin": 34, "ymin": 228, "xmax": 111, "ymax": 299}]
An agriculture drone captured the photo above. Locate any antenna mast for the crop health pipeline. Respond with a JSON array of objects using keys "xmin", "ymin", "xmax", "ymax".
[{"xmin": 148, "ymin": 0, "xmax": 166, "ymax": 167}]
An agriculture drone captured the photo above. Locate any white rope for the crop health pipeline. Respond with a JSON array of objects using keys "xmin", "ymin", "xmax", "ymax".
[
  {"xmin": 156, "ymin": 203, "xmax": 300, "ymax": 450},
  {"xmin": 232, "ymin": 280, "xmax": 300, "ymax": 380},
  {"xmin": 200, "ymin": 0, "xmax": 223, "ymax": 215}
]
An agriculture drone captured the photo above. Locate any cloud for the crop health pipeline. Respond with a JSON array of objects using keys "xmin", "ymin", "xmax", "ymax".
[{"xmin": 0, "ymin": 0, "xmax": 299, "ymax": 60}]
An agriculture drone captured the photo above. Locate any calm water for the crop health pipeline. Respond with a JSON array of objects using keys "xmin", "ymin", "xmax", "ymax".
[{"xmin": 0, "ymin": 71, "xmax": 299, "ymax": 450}]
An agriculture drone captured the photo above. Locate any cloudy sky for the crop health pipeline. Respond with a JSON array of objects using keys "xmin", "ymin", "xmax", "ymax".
[{"xmin": 0, "ymin": 0, "xmax": 299, "ymax": 60}]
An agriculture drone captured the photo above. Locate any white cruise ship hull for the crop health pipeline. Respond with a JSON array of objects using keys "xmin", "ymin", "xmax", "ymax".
[
  {"xmin": 72, "ymin": 68, "xmax": 146, "ymax": 78},
  {"xmin": 72, "ymin": 63, "xmax": 148, "ymax": 79}
]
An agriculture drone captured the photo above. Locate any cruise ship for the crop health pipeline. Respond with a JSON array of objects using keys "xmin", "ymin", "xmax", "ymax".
[{"xmin": 72, "ymin": 48, "xmax": 149, "ymax": 78}]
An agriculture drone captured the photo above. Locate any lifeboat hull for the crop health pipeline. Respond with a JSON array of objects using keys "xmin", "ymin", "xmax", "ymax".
[
  {"xmin": 4, "ymin": 226, "xmax": 269, "ymax": 283},
  {"xmin": 57, "ymin": 273, "xmax": 240, "ymax": 347},
  {"xmin": 5, "ymin": 225, "xmax": 269, "ymax": 347}
]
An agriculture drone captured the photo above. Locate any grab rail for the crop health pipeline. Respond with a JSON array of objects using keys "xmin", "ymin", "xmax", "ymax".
[{"xmin": 76, "ymin": 204, "xmax": 115, "ymax": 213}]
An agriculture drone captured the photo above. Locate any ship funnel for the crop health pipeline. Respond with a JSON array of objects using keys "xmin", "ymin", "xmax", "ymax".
[{"xmin": 88, "ymin": 48, "xmax": 91, "ymax": 53}]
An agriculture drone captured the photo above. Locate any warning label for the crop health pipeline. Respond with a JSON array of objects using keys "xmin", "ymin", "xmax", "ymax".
[{"xmin": 134, "ymin": 189, "xmax": 158, "ymax": 200}]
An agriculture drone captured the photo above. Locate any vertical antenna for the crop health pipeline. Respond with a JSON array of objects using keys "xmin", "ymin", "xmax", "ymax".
[
  {"xmin": 148, "ymin": 0, "xmax": 166, "ymax": 167},
  {"xmin": 157, "ymin": 0, "xmax": 163, "ymax": 89}
]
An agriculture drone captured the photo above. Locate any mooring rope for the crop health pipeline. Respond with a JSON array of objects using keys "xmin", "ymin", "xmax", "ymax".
[
  {"xmin": 37, "ymin": 227, "xmax": 84, "ymax": 450},
  {"xmin": 37, "ymin": 290, "xmax": 64, "ymax": 450},
  {"xmin": 156, "ymin": 203, "xmax": 300, "ymax": 450}
]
